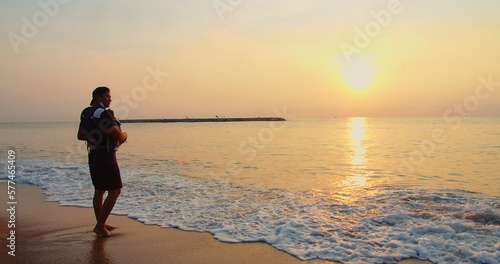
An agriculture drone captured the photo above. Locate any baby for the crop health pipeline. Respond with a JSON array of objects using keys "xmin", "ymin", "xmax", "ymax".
[{"xmin": 108, "ymin": 109, "xmax": 125, "ymax": 151}]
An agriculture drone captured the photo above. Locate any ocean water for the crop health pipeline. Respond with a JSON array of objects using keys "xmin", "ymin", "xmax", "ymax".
[{"xmin": 1, "ymin": 117, "xmax": 499, "ymax": 264}]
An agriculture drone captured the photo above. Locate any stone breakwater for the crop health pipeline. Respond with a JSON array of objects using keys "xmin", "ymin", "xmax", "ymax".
[{"xmin": 120, "ymin": 117, "xmax": 286, "ymax": 123}]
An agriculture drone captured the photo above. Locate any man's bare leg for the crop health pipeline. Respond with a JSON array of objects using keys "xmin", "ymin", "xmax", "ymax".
[
  {"xmin": 93, "ymin": 189, "xmax": 121, "ymax": 237},
  {"xmin": 93, "ymin": 189, "xmax": 118, "ymax": 235},
  {"xmin": 93, "ymin": 190, "xmax": 105, "ymax": 222},
  {"xmin": 93, "ymin": 190, "xmax": 109, "ymax": 236}
]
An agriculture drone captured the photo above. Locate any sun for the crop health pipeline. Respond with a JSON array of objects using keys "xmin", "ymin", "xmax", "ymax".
[{"xmin": 340, "ymin": 56, "xmax": 375, "ymax": 91}]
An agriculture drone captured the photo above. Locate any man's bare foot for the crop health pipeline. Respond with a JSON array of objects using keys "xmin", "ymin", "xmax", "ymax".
[
  {"xmin": 105, "ymin": 225, "xmax": 117, "ymax": 230},
  {"xmin": 93, "ymin": 226, "xmax": 111, "ymax": 237}
]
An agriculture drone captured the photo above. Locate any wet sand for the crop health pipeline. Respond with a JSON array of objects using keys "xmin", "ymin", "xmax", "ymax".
[{"xmin": 0, "ymin": 183, "xmax": 432, "ymax": 264}]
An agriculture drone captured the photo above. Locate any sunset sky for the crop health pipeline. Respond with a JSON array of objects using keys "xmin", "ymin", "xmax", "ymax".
[{"xmin": 1, "ymin": 0, "xmax": 499, "ymax": 122}]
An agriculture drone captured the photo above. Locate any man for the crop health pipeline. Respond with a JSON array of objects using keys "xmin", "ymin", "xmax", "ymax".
[{"xmin": 77, "ymin": 87, "xmax": 128, "ymax": 237}]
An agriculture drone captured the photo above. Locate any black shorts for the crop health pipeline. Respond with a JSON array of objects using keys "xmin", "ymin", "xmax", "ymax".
[{"xmin": 89, "ymin": 164, "xmax": 122, "ymax": 191}]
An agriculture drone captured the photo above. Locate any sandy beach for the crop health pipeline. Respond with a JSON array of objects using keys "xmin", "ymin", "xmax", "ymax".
[{"xmin": 0, "ymin": 183, "xmax": 432, "ymax": 264}]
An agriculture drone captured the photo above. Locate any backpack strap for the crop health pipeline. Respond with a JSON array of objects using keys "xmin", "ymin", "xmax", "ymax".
[{"xmin": 93, "ymin": 108, "xmax": 106, "ymax": 119}]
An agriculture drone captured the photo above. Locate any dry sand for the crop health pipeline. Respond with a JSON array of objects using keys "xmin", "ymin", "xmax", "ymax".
[{"xmin": 0, "ymin": 183, "xmax": 432, "ymax": 264}]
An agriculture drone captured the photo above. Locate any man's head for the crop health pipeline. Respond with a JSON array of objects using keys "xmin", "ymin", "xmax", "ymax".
[{"xmin": 90, "ymin": 86, "xmax": 112, "ymax": 108}]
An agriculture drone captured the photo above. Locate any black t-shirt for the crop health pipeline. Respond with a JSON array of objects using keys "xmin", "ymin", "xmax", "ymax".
[{"xmin": 79, "ymin": 107, "xmax": 118, "ymax": 166}]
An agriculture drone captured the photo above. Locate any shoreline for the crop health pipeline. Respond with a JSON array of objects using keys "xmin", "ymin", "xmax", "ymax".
[{"xmin": 0, "ymin": 183, "xmax": 432, "ymax": 264}]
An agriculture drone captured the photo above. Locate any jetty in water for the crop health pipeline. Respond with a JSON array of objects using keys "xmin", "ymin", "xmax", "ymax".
[{"xmin": 120, "ymin": 117, "xmax": 286, "ymax": 124}]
